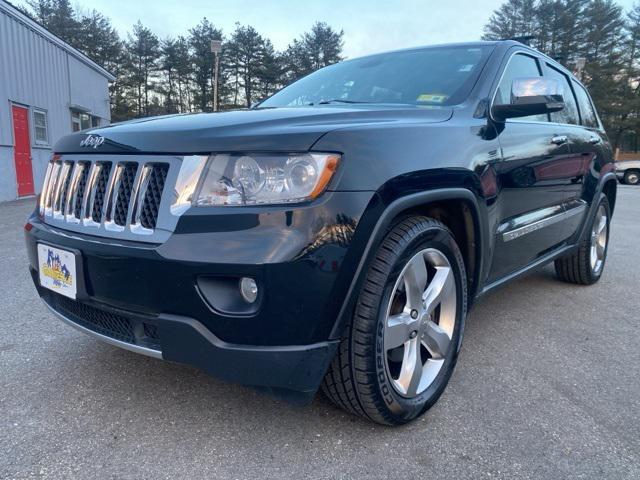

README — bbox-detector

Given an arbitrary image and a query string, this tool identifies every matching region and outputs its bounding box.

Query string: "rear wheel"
[554,196,610,285]
[623,170,639,185]
[322,216,467,425]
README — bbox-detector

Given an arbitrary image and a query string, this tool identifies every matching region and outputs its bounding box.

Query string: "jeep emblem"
[80,134,105,149]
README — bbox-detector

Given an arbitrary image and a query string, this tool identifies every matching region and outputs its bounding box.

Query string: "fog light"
[239,277,258,303]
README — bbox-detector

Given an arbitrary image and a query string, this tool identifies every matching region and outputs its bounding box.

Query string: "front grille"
[58,163,73,215]
[40,159,170,235]
[113,163,138,226]
[73,163,90,218]
[44,291,161,350]
[91,163,112,223]
[140,164,168,229]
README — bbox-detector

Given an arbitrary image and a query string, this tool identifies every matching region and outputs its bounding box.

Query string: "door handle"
[588,136,602,145]
[551,135,568,145]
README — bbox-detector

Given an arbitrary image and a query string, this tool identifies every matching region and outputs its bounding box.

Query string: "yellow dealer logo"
[41,248,73,288]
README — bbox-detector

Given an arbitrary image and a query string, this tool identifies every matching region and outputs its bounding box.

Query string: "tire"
[322,216,467,425]
[623,170,640,185]
[554,196,610,285]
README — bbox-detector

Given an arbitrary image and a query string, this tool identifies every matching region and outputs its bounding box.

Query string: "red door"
[12,105,35,196]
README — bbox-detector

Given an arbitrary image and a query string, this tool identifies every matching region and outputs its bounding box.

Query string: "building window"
[32,109,49,145]
[71,111,101,131]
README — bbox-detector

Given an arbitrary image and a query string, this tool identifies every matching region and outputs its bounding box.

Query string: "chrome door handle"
[551,135,568,145]
[589,136,602,144]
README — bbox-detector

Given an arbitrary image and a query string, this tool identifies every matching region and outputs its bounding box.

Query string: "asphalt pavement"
[1,187,638,479]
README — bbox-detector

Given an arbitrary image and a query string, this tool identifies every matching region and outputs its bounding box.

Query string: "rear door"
[488,52,575,281]
[11,104,35,197]
[566,79,613,217]
[541,64,593,236]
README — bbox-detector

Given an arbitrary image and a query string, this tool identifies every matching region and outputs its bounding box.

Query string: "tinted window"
[495,53,548,122]
[545,65,580,125]
[259,46,493,108]
[573,82,599,128]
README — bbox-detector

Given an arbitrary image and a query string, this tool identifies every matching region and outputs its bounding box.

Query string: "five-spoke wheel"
[383,248,456,397]
[322,216,467,425]
[590,204,608,274]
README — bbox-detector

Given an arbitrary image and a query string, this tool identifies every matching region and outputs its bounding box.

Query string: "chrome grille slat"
[81,163,102,223]
[58,162,74,216]
[40,156,174,241]
[44,161,61,215]
[39,161,55,215]
[53,162,72,217]
[63,163,83,222]
[105,163,124,225]
[130,164,153,231]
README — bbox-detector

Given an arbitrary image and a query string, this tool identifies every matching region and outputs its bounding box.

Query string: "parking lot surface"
[1,187,639,479]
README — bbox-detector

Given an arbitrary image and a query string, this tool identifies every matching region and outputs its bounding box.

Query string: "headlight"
[194,153,340,206]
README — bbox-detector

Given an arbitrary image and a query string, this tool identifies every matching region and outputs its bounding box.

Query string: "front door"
[12,105,34,197]
[487,52,574,281]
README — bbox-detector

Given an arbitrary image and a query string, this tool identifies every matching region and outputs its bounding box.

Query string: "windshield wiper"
[317,99,373,105]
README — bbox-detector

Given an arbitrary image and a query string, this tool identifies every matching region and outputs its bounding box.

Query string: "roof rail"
[500,35,536,46]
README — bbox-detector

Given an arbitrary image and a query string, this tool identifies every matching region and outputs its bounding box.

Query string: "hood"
[54,106,453,154]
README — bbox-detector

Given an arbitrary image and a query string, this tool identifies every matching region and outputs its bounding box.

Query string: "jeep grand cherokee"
[24,41,616,425]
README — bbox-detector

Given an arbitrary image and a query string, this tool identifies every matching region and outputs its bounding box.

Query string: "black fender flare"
[575,172,617,243]
[329,187,488,340]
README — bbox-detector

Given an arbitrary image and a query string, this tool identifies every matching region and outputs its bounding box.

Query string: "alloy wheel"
[383,248,457,398]
[590,205,608,274]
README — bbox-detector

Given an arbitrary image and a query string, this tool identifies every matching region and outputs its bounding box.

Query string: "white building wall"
[0,1,113,202]
[68,56,111,121]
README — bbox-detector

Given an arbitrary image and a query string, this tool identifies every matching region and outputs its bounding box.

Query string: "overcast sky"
[17,0,640,58]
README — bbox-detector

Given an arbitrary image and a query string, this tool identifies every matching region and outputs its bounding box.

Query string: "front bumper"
[25,190,375,399]
[35,283,337,401]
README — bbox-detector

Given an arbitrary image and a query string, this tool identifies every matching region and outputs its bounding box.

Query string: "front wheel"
[322,216,467,425]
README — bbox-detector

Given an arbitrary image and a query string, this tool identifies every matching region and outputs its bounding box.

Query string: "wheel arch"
[602,176,617,214]
[330,188,488,340]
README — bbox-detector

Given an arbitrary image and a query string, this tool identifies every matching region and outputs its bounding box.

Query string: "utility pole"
[211,40,222,112]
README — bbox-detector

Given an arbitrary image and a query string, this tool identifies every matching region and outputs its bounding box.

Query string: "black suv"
[25,41,616,425]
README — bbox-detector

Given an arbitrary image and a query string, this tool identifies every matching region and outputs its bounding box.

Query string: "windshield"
[259,45,493,108]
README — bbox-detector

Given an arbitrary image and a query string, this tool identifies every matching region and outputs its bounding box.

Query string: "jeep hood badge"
[80,134,105,149]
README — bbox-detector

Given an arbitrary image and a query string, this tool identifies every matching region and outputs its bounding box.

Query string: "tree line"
[483,0,640,151]
[21,0,344,121]
[20,0,640,151]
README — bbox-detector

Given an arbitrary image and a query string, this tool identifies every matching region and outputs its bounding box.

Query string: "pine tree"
[283,22,344,81]
[224,24,280,107]
[126,21,160,117]
[27,0,81,48]
[483,0,539,41]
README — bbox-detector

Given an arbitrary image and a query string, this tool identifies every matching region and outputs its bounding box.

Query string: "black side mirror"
[492,77,565,122]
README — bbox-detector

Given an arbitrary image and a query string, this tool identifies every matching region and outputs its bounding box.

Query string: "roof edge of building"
[0,0,116,82]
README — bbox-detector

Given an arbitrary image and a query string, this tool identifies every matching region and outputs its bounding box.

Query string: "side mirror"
[492,77,565,122]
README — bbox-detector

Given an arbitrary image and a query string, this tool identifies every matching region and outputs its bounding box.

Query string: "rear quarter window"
[573,82,600,129]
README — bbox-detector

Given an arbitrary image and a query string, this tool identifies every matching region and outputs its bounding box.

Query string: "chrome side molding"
[502,204,587,242]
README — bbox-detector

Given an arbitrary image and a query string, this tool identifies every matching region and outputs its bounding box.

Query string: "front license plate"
[37,244,77,300]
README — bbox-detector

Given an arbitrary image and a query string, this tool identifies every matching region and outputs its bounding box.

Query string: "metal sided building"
[0,0,115,202]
